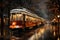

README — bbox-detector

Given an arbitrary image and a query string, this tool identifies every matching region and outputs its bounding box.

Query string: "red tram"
[9,8,43,29]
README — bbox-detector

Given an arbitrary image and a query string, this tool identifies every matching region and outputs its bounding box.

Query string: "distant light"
[57,15,60,18]
[57,37,60,40]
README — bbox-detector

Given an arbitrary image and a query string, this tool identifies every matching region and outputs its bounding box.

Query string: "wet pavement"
[0,23,60,40]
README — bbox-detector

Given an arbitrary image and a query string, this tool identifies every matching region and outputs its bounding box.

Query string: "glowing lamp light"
[15,25,20,28]
[57,15,60,18]
[12,22,16,25]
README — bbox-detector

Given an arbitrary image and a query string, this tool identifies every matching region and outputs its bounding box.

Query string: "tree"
[47,0,60,20]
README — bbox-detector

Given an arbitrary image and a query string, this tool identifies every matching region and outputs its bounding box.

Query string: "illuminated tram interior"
[9,9,44,29]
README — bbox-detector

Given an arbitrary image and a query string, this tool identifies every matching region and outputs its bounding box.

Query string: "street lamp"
[57,15,60,18]
[57,15,60,40]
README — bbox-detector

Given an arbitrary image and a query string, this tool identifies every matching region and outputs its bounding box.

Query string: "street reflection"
[28,23,52,40]
[0,21,60,40]
[57,37,60,40]
[53,31,56,36]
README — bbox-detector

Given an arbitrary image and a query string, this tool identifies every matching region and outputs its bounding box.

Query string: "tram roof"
[10,8,26,13]
[10,8,45,21]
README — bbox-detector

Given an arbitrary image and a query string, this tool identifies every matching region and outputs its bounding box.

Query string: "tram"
[9,8,44,29]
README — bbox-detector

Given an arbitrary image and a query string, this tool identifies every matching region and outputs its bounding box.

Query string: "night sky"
[1,0,60,20]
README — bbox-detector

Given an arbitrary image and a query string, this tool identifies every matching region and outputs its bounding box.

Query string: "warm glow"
[10,25,23,29]
[10,25,15,29]
[26,21,36,27]
[12,22,16,25]
[57,37,60,40]
[53,31,56,36]
[15,25,20,28]
[13,15,16,20]
[26,16,29,18]
[15,25,23,28]
[57,15,60,18]
[40,28,45,34]
[18,14,22,17]
[31,18,35,20]
[10,8,43,29]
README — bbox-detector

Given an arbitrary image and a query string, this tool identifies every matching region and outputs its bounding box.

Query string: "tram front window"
[10,13,23,29]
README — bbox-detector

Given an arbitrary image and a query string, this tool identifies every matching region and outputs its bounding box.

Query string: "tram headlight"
[15,25,20,28]
[12,22,16,25]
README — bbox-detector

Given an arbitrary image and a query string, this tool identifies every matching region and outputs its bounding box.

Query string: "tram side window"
[10,14,22,21]
[16,14,23,21]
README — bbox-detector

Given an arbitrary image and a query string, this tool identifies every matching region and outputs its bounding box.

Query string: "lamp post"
[57,15,60,40]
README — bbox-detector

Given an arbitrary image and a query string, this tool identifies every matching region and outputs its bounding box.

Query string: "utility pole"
[1,5,4,40]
